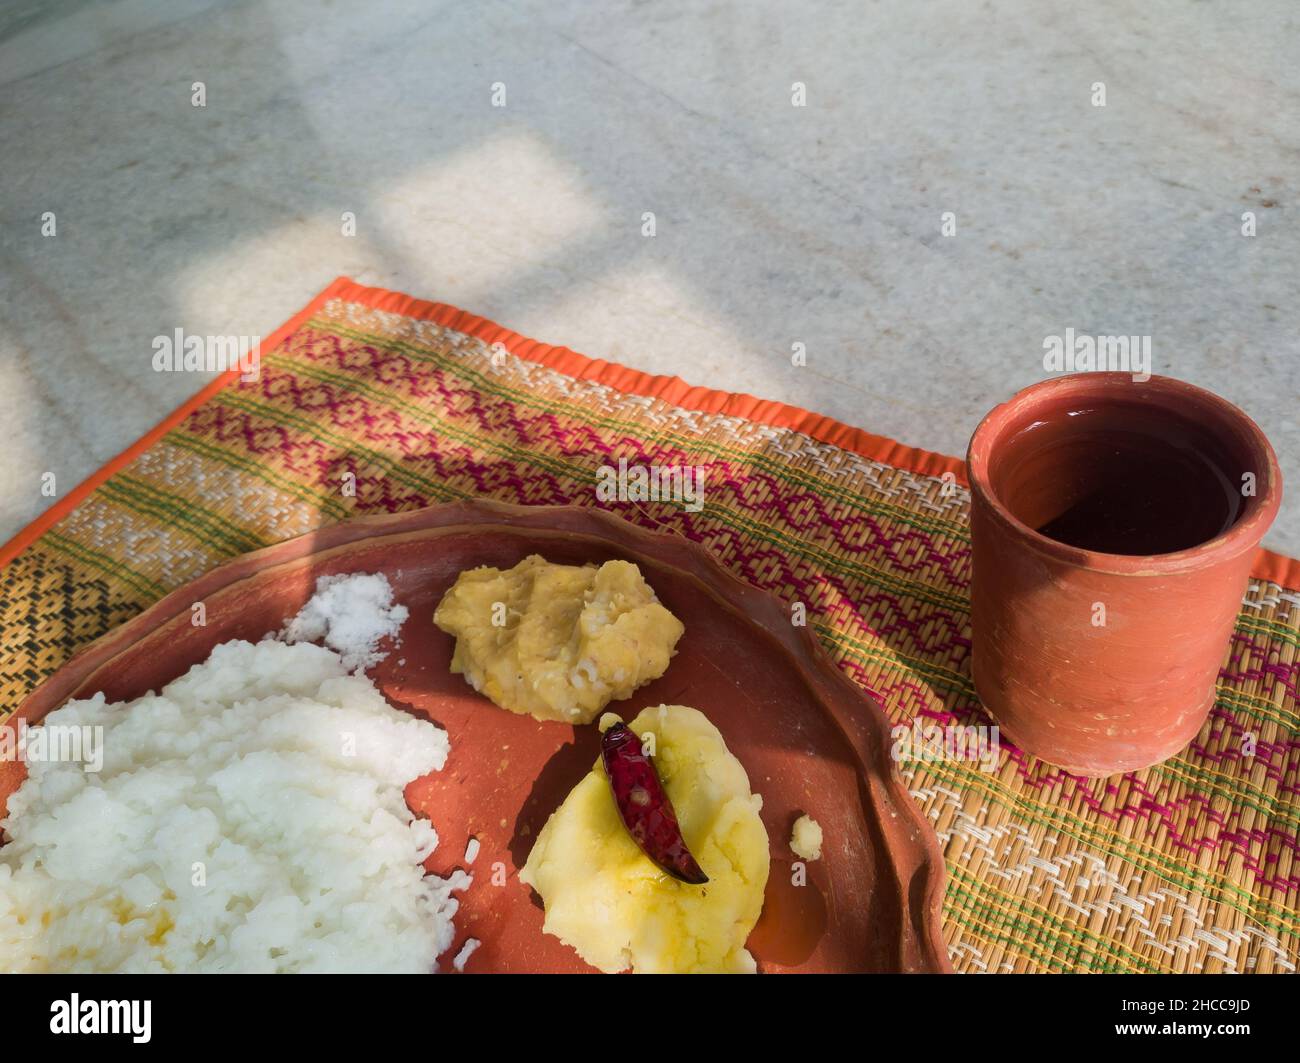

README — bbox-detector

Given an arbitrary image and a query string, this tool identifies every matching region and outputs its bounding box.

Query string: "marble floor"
[2,0,1297,553]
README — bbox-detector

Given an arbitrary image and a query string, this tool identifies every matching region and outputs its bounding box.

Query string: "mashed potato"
[790,814,823,861]
[0,584,463,973]
[433,555,684,724]
[520,704,769,973]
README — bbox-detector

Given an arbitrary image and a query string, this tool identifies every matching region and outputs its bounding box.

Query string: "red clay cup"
[967,373,1282,777]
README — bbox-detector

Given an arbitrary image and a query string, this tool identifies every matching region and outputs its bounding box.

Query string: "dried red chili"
[601,721,708,885]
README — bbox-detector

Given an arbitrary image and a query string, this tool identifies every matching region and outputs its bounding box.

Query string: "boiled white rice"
[0,574,460,973]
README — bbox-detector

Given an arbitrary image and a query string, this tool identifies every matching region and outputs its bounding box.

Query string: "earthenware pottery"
[967,373,1282,777]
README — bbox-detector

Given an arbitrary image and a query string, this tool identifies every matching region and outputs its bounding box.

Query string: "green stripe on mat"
[101,474,267,556]
[943,864,1165,972]
[42,530,168,601]
[164,432,352,521]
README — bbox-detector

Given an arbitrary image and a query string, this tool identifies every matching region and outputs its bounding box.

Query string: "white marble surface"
[2,0,1297,554]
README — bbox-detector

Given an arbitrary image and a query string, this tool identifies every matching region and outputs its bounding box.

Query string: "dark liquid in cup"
[990,403,1245,556]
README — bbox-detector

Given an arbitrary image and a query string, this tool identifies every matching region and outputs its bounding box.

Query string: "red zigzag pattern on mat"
[297,330,978,586]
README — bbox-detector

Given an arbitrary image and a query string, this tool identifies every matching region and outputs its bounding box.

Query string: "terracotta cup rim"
[966,373,1283,577]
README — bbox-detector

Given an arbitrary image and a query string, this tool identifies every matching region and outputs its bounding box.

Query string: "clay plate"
[5,501,950,973]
